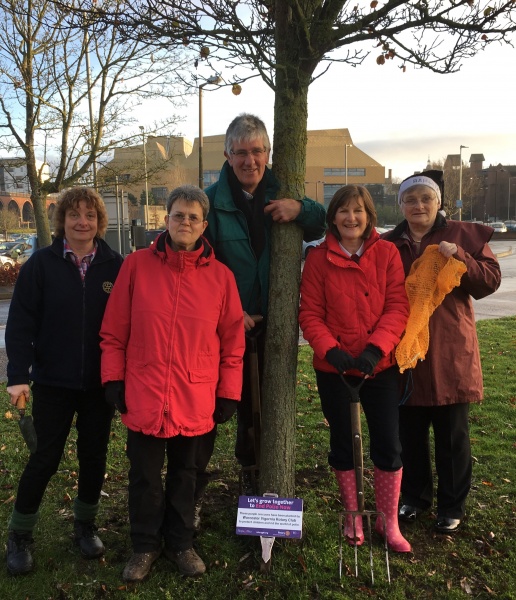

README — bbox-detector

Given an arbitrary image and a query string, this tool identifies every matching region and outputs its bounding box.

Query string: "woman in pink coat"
[299,185,410,552]
[100,185,244,582]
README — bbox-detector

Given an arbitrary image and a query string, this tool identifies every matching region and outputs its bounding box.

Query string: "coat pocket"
[188,368,219,383]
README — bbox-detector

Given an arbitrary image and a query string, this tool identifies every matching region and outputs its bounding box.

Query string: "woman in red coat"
[100,185,245,582]
[299,185,410,552]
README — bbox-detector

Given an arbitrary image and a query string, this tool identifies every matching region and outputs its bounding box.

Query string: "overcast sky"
[166,40,515,182]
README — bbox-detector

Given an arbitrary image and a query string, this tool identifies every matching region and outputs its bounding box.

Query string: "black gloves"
[325,347,355,374]
[213,397,238,424]
[355,344,382,375]
[105,381,127,414]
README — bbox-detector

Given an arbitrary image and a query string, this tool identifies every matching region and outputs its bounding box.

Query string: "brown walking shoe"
[164,547,206,577]
[122,550,161,582]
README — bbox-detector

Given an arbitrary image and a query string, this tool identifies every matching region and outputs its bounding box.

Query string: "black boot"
[73,520,105,559]
[6,530,34,575]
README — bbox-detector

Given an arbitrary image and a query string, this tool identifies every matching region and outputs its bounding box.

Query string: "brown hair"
[53,187,109,238]
[326,185,377,241]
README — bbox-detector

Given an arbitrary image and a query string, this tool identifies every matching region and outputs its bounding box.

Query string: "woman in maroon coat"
[383,170,501,533]
[300,185,411,552]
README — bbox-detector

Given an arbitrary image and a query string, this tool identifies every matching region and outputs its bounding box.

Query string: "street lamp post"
[494,168,505,222]
[344,144,352,185]
[458,144,468,222]
[508,177,516,221]
[139,126,149,229]
[198,75,222,189]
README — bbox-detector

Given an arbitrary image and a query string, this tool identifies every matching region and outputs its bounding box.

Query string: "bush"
[0,263,20,286]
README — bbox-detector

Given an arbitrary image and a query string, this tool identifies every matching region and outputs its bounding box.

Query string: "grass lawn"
[0,316,515,599]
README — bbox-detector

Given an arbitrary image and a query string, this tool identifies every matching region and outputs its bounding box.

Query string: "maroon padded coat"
[100,233,245,438]
[382,215,501,406]
[299,229,409,377]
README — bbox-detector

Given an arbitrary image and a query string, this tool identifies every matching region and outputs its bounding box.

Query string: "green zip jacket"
[204,162,326,316]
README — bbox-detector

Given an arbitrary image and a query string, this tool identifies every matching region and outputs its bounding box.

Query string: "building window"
[203,170,220,187]
[323,168,366,177]
[323,184,342,207]
[151,187,168,202]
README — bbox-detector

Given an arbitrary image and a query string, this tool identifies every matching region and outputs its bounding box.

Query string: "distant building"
[99,128,391,218]
[442,152,516,222]
[0,157,50,194]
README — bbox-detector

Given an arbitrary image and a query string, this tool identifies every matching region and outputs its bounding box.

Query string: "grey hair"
[166,185,210,219]
[224,113,271,155]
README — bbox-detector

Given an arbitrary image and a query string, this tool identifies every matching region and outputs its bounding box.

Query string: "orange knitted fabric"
[396,244,467,373]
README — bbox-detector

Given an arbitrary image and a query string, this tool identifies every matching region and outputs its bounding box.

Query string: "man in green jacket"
[204,113,326,494]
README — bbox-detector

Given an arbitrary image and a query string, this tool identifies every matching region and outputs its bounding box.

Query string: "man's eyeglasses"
[230,148,267,159]
[168,212,204,224]
[402,196,436,207]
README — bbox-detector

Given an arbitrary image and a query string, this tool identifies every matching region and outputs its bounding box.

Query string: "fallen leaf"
[460,577,473,594]
[298,554,307,572]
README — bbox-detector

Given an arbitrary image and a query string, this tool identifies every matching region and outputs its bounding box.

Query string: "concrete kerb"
[496,246,513,259]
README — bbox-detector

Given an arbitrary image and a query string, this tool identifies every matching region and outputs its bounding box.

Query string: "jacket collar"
[208,161,280,211]
[51,235,114,263]
[152,230,213,265]
[323,227,379,260]
[386,212,448,242]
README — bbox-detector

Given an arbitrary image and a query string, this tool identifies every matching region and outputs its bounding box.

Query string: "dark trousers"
[235,330,265,467]
[14,383,114,515]
[126,427,217,553]
[316,368,403,472]
[399,403,471,519]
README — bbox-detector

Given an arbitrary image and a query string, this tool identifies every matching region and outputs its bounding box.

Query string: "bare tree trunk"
[260,3,312,497]
[31,191,52,247]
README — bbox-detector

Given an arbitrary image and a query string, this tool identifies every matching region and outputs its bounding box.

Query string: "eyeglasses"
[168,212,204,224]
[402,196,436,207]
[230,148,268,159]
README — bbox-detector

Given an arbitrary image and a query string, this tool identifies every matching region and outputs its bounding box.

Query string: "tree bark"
[260,2,313,498]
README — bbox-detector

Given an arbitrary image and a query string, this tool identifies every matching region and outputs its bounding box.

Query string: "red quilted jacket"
[299,229,409,376]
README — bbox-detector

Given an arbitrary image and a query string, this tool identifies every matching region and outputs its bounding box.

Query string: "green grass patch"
[0,317,515,598]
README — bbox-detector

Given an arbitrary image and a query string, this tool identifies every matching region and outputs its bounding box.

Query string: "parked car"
[0,241,20,255]
[0,255,15,267]
[145,229,165,247]
[504,220,516,231]
[6,234,39,265]
[491,222,507,233]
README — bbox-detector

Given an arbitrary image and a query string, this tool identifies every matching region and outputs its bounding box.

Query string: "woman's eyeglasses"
[168,212,204,224]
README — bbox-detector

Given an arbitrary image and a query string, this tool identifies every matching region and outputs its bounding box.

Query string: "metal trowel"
[16,393,37,454]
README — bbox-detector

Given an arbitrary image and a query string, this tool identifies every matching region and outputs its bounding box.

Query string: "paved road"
[0,242,513,382]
